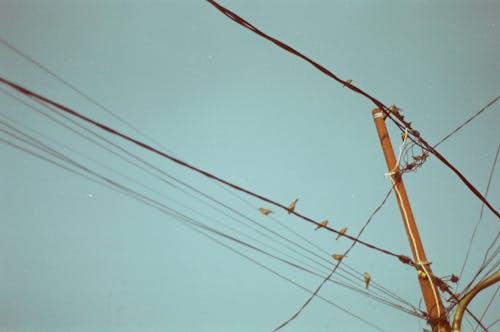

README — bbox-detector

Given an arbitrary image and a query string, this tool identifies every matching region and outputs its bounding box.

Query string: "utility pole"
[372,109,451,332]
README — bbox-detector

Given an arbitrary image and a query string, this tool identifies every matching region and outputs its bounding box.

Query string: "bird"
[336,227,347,240]
[258,208,273,215]
[363,272,371,289]
[287,199,298,214]
[412,153,429,161]
[343,79,352,87]
[331,254,344,261]
[315,220,328,230]
[388,104,403,115]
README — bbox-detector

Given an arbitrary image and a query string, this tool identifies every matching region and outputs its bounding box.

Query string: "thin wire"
[473,284,499,332]
[0,37,169,152]
[485,318,500,330]
[1,88,345,275]
[1,97,423,318]
[0,76,409,262]
[0,131,391,331]
[460,234,500,297]
[0,115,424,318]
[204,0,500,219]
[433,96,500,148]
[458,144,500,284]
[221,183,419,311]
[272,183,394,331]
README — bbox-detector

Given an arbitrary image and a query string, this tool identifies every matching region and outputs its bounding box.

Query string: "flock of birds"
[258,199,372,289]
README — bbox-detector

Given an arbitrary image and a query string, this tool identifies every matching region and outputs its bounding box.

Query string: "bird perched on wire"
[336,227,347,240]
[315,220,328,230]
[258,208,273,216]
[331,254,345,261]
[287,199,298,214]
[388,104,403,116]
[364,272,371,289]
[343,79,352,87]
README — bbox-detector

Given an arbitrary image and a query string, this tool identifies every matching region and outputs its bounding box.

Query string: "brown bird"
[363,272,371,289]
[331,254,345,261]
[258,208,273,216]
[343,79,352,87]
[336,227,347,240]
[287,199,298,214]
[412,153,429,161]
[315,220,328,230]
[388,104,403,115]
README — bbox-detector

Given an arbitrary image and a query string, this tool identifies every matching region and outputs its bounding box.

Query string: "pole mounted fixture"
[372,109,450,332]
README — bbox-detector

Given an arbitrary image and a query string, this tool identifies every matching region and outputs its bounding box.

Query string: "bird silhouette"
[315,220,328,230]
[287,199,298,214]
[331,254,345,261]
[336,227,347,240]
[364,272,371,289]
[258,208,273,216]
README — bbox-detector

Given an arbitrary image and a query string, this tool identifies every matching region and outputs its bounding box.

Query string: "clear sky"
[1,1,499,331]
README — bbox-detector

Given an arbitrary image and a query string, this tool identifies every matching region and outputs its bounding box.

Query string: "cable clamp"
[416,260,432,267]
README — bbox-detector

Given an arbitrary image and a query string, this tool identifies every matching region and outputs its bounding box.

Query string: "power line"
[433,96,500,148]
[273,183,394,331]
[0,126,397,331]
[0,37,169,152]
[0,76,410,264]
[457,144,500,285]
[1,98,422,318]
[473,284,499,332]
[204,0,500,219]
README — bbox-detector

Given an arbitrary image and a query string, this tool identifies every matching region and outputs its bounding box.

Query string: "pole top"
[372,108,385,119]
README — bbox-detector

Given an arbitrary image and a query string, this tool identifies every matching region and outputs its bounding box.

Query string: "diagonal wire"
[0,115,423,320]
[0,76,410,263]
[433,97,500,148]
[272,185,393,331]
[0,128,390,331]
[204,0,500,219]
[473,283,499,332]
[458,144,500,284]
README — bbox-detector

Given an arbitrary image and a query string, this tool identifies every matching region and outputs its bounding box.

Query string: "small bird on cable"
[287,199,298,214]
[315,220,328,230]
[364,272,371,289]
[336,227,347,240]
[343,79,352,87]
[331,254,345,261]
[412,153,429,161]
[258,208,273,216]
[388,104,403,116]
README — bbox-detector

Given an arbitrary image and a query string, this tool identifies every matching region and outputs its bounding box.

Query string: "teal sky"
[1,1,499,331]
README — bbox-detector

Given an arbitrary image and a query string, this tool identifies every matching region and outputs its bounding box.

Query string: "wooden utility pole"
[372,109,450,332]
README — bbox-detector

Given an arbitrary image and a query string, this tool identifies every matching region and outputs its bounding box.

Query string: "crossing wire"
[204,0,500,219]
[273,181,395,331]
[0,76,411,264]
[0,125,397,331]
[0,111,423,320]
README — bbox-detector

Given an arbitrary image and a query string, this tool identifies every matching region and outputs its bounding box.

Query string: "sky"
[0,1,499,331]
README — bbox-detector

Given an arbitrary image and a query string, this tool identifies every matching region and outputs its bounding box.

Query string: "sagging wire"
[204,0,500,219]
[0,124,390,331]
